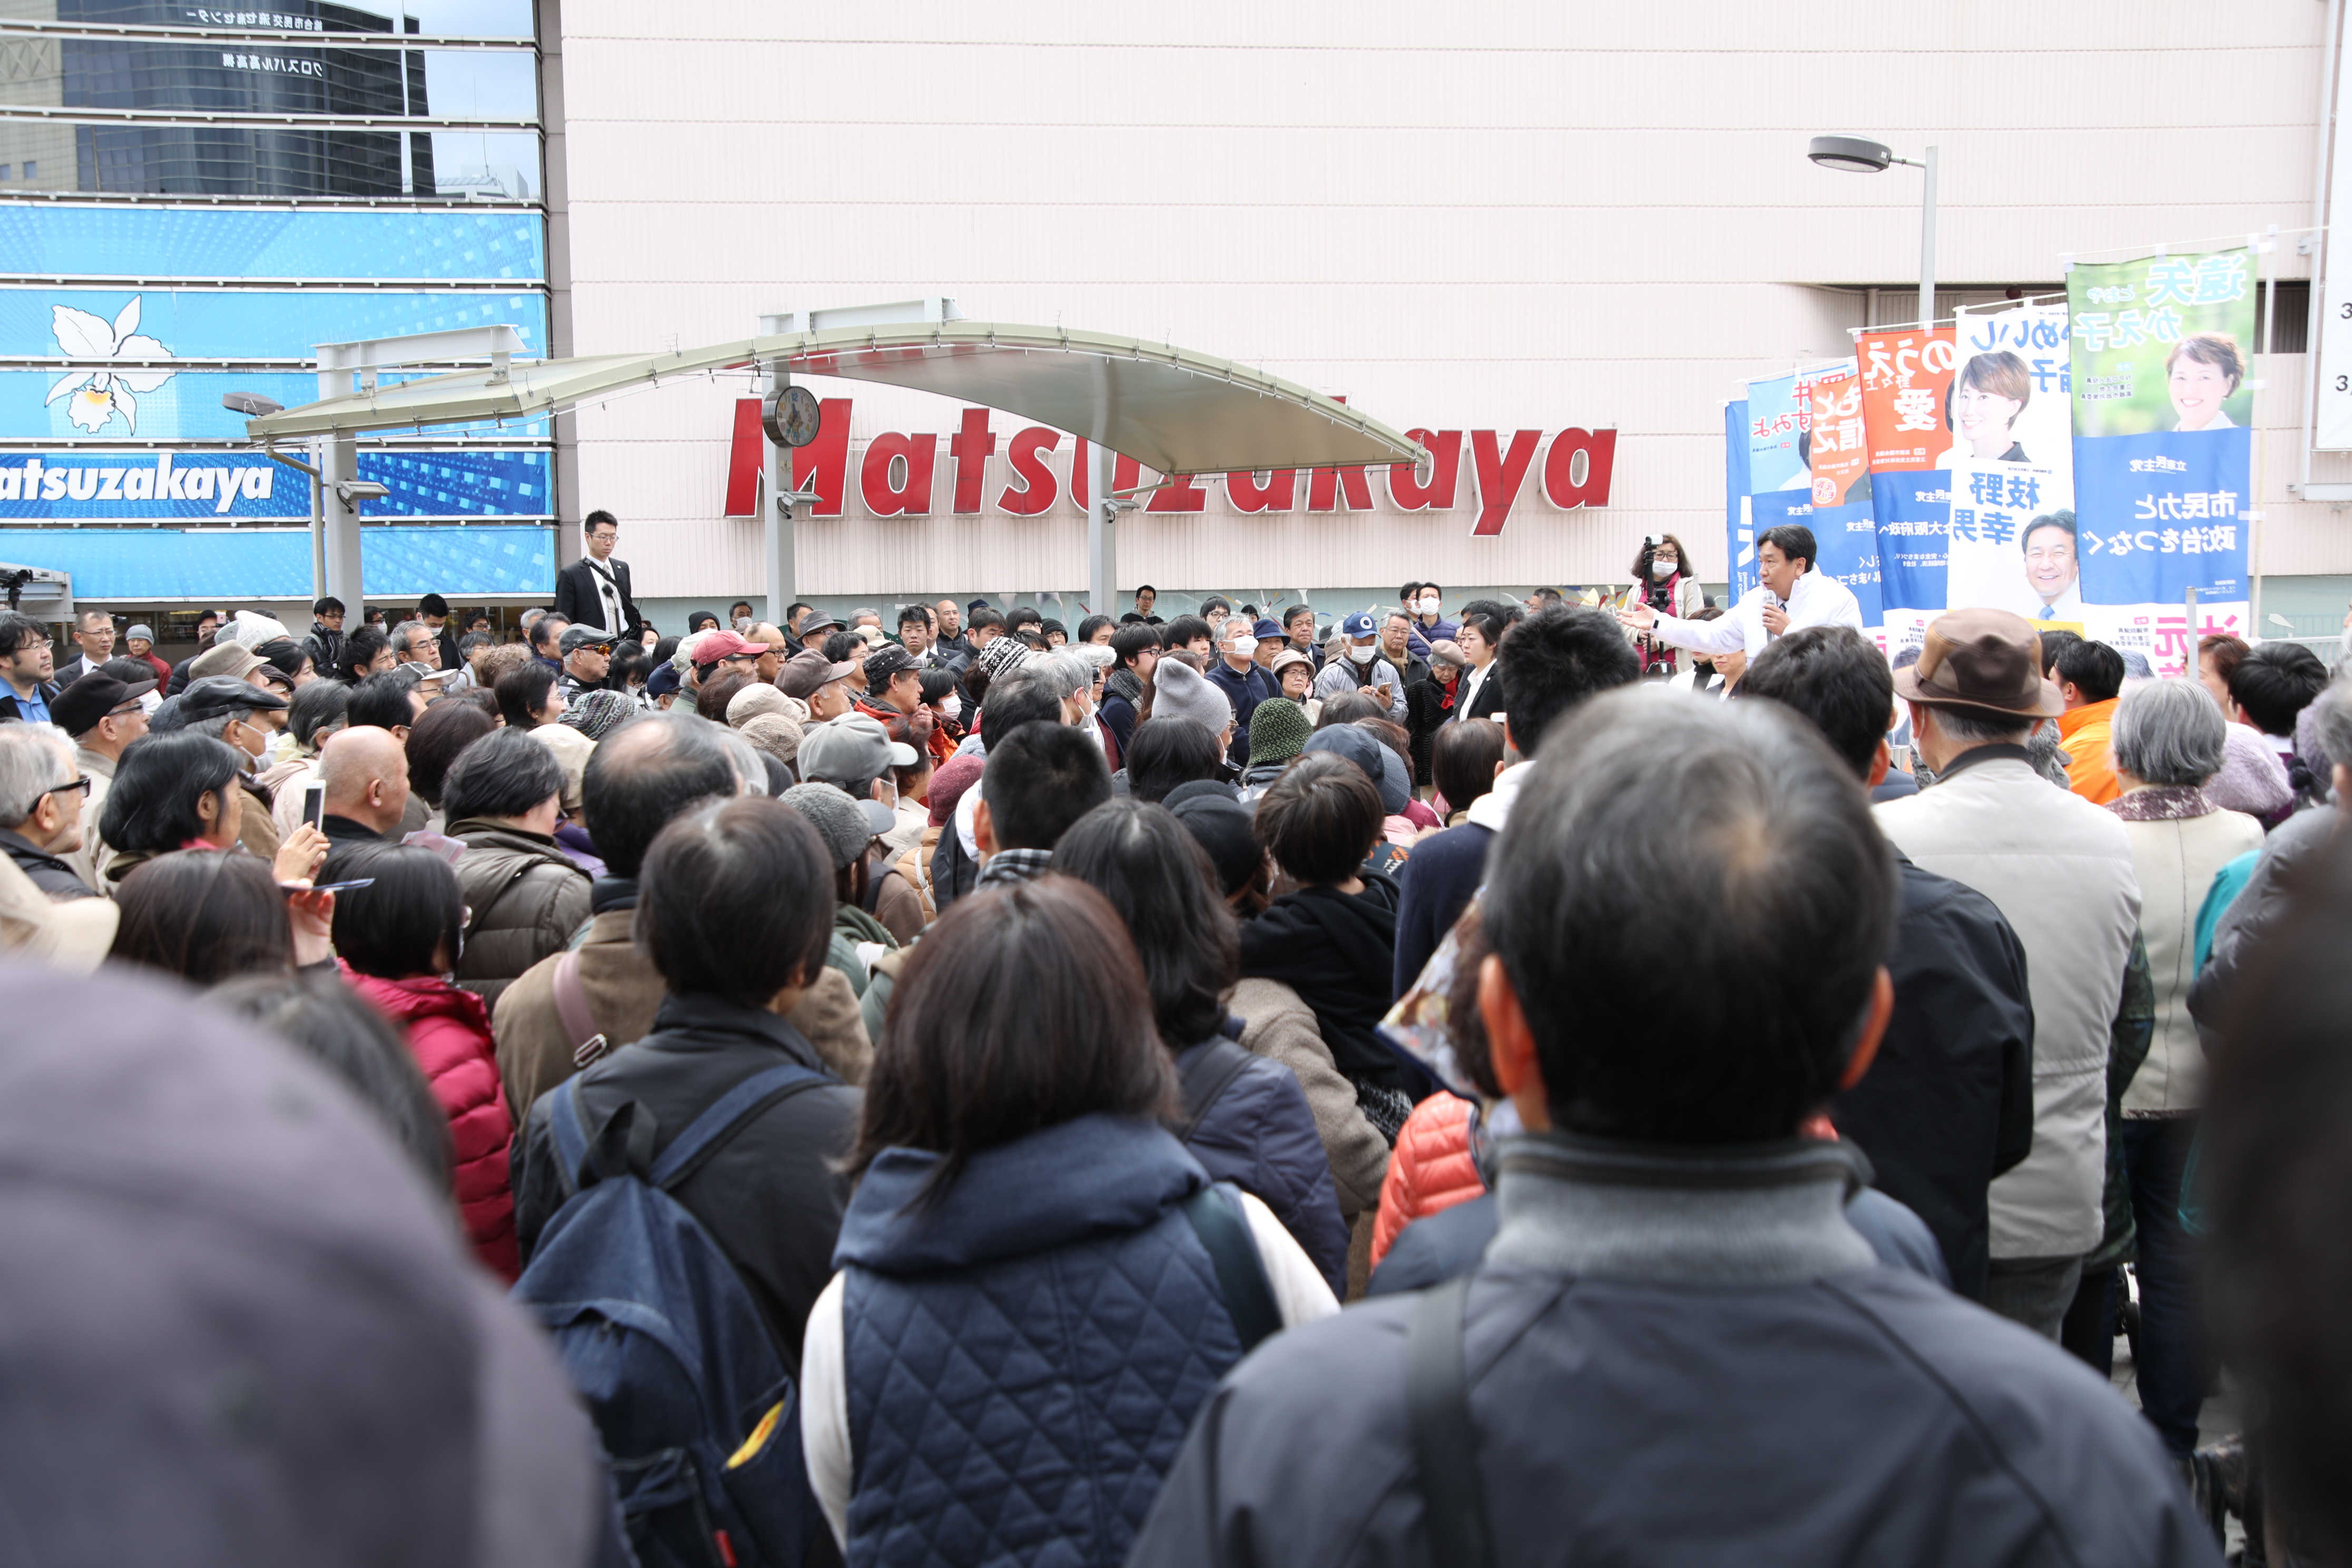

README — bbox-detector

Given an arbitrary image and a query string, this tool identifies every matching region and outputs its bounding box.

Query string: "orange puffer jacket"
[1371,1092,1486,1270]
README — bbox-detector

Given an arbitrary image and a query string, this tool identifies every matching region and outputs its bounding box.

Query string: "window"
[20,160,32,179]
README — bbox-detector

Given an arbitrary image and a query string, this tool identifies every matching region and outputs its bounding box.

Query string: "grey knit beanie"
[778,782,870,870]
[1152,655,1234,734]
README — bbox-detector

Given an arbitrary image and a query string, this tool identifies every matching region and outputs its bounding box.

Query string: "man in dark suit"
[554,509,642,641]
[51,609,117,690]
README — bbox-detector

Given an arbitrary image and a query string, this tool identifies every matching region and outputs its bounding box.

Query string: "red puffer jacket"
[343,965,520,1280]
[1371,1092,1486,1270]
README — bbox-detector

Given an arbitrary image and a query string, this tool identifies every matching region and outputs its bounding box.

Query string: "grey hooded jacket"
[1129,1133,2217,1568]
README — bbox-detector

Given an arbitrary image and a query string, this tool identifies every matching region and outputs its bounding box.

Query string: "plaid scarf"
[975,846,1054,889]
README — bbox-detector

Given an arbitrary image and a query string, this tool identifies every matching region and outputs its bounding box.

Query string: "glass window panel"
[425,127,533,198]
[418,47,533,119]
[47,40,533,120]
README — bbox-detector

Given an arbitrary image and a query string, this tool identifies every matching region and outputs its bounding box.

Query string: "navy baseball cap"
[1341,611,1378,639]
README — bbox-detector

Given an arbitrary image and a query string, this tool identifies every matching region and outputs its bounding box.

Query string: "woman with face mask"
[1402,583,1460,660]
[1622,534,1706,678]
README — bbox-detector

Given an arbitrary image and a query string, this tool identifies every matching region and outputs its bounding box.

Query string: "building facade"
[6,2,2352,642]
[0,0,555,643]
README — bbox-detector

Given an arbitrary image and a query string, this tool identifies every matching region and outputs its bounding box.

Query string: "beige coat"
[1876,756,2143,1259]
[2113,797,2261,1115]
[493,908,874,1125]
[1230,976,1389,1223]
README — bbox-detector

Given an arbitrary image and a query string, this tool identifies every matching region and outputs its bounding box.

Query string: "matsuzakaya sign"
[724,399,1616,534]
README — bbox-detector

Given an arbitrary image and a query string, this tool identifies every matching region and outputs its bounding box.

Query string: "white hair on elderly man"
[0,722,74,828]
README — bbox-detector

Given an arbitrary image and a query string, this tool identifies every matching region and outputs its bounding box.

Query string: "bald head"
[318,725,411,834]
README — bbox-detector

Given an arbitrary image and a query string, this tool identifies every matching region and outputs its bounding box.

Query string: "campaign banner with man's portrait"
[1858,327,1956,626]
[2065,247,2254,674]
[1939,303,2078,646]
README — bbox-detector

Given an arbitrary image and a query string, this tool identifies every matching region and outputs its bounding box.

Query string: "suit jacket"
[554,555,640,638]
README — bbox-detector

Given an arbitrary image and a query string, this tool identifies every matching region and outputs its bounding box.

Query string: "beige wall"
[554,1,2343,597]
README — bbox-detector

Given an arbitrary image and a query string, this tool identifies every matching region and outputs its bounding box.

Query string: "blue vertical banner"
[1723,400,1757,602]
[1742,362,1878,634]
[2066,247,2255,673]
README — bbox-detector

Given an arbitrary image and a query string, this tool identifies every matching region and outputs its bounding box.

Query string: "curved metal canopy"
[242,320,1426,475]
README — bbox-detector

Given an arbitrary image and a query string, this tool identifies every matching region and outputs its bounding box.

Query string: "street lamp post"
[1808,135,1939,330]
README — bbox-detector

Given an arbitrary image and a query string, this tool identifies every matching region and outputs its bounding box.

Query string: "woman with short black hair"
[1239,752,1408,1140]
[403,697,496,818]
[1432,716,1506,825]
[493,663,564,729]
[801,876,1335,1563]
[1122,716,1222,803]
[100,731,326,889]
[1052,799,1348,1291]
[329,842,517,1280]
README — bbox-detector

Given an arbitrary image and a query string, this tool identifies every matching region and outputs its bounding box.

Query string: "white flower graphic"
[45,297,173,434]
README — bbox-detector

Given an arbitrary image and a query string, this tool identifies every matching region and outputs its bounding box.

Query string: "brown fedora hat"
[1893,607,2064,721]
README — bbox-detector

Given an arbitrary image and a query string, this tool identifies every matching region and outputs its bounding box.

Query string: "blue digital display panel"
[0,369,551,441]
[0,524,554,599]
[0,448,548,519]
[0,287,547,361]
[0,204,546,281]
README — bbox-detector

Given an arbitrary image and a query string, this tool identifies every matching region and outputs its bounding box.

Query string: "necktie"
[2040,605,2055,620]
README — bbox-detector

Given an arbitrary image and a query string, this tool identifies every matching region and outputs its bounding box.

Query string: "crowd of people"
[1,508,2349,1566]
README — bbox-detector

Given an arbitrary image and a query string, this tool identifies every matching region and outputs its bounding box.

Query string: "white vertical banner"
[2315,12,2352,448]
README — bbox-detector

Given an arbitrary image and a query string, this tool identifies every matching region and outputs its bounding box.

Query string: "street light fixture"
[1808,134,1939,331]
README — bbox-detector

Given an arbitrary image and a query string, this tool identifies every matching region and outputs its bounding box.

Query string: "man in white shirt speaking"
[1615,523,1863,662]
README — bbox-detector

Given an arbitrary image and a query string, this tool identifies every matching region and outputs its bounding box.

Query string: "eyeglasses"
[44,775,91,799]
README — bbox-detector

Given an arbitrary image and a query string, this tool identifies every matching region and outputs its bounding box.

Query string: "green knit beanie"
[1249,695,1313,765]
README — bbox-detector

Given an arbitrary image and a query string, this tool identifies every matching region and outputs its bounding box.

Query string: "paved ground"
[2107,1314,2243,1556]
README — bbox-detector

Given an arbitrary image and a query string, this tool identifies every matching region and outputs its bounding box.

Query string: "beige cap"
[527,722,594,815]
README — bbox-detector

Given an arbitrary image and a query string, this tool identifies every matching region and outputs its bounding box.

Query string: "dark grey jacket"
[2188,803,2335,1052]
[1130,1135,2217,1568]
[0,828,95,899]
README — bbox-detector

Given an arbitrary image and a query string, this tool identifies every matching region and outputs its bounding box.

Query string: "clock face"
[766,385,822,448]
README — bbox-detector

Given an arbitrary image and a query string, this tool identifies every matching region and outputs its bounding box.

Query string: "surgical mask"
[941,691,962,720]
[1348,642,1375,664]
[1651,558,1677,580]
[1230,636,1258,659]
[1417,597,1440,615]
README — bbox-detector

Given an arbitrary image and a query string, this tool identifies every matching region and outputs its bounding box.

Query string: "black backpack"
[513,1066,830,1568]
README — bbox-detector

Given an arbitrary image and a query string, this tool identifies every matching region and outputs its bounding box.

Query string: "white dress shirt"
[1649,570,1865,660]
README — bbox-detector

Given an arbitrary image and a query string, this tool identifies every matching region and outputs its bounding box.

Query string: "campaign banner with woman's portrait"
[2064,247,2253,674]
[1939,303,2077,641]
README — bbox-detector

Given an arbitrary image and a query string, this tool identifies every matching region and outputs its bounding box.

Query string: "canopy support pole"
[320,430,361,612]
[1086,441,1115,616]
[758,316,796,620]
